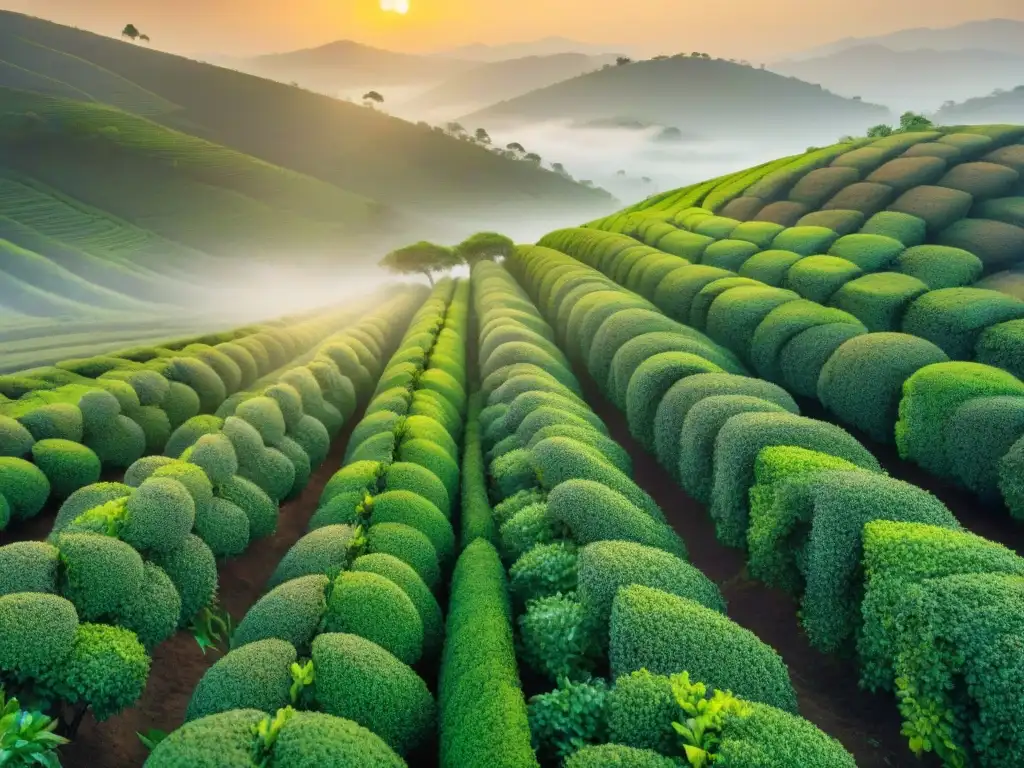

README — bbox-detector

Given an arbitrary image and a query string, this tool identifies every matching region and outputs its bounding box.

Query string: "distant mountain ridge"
[770,44,1024,112]
[432,36,629,62]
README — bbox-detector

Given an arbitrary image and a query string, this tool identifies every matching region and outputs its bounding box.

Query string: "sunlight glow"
[380,0,410,14]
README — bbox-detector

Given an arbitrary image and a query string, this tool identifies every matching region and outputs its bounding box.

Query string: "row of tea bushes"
[0,295,391,529]
[508,243,1024,766]
[535,228,1024,518]
[0,288,426,736]
[147,279,469,765]
[458,260,856,767]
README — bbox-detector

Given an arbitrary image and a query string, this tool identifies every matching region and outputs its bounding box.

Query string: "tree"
[455,232,514,265]
[379,242,460,286]
[866,123,894,138]
[139,34,150,42]
[524,152,542,165]
[122,24,140,40]
[362,91,384,108]
[506,142,525,154]
[474,127,491,144]
[616,56,632,66]
[899,111,934,132]
[551,162,568,175]
[445,122,466,137]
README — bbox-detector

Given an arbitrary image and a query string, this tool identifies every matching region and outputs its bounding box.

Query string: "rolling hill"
[0,11,613,221]
[787,18,1024,60]
[433,36,627,62]
[400,53,616,117]
[462,56,891,142]
[935,87,1024,125]
[234,40,476,91]
[770,45,1024,113]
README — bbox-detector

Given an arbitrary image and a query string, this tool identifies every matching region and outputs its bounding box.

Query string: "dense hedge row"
[0,291,425,734]
[508,242,1024,766]
[468,260,854,766]
[148,279,466,766]
[535,228,1024,518]
[0,293,404,529]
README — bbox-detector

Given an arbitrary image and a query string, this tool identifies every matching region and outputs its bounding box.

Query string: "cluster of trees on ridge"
[379,232,514,285]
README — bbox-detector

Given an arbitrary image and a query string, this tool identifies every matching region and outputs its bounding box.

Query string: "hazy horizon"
[3,0,1024,60]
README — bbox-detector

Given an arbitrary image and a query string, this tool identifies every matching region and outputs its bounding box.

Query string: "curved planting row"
[508,244,1024,767]
[536,229,1024,519]
[146,279,470,766]
[458,260,857,767]
[0,296,392,531]
[0,290,424,741]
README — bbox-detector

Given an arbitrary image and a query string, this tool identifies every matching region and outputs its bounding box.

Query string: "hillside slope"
[789,19,1024,59]
[435,36,627,61]
[401,53,614,116]
[462,57,891,142]
[771,45,1024,112]
[0,11,612,219]
[935,88,1024,125]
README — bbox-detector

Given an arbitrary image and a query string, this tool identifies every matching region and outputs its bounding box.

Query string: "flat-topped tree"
[455,232,514,265]
[380,241,461,286]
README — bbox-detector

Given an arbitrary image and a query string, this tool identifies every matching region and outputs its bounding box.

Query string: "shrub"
[784,256,862,304]
[308,491,362,531]
[183,433,238,485]
[85,414,146,469]
[367,522,440,590]
[866,155,947,191]
[818,333,949,442]
[778,321,867,398]
[500,391,604,440]
[0,592,78,677]
[164,414,224,458]
[121,476,196,554]
[587,309,701,391]
[706,287,805,362]
[737,251,804,286]
[39,622,149,720]
[186,638,294,721]
[509,541,578,606]
[531,436,663,521]
[127,404,172,454]
[491,448,538,501]
[770,226,840,256]
[146,709,265,766]
[402,414,458,460]
[610,585,797,712]
[152,461,214,516]
[370,490,454,567]
[937,217,1024,271]
[398,438,460,501]
[236,396,287,444]
[312,632,435,755]
[730,220,786,248]
[17,403,84,443]
[161,381,201,429]
[717,701,858,768]
[896,361,1024,476]
[652,265,734,322]
[903,288,1024,360]
[50,481,132,536]
[859,521,1024,693]
[0,414,34,457]
[799,472,959,652]
[230,574,329,652]
[976,319,1024,380]
[56,531,145,620]
[157,357,227,413]
[626,352,725,451]
[268,524,357,588]
[709,411,879,547]
[797,209,865,236]
[887,185,973,234]
[750,300,865,382]
[351,553,443,658]
[822,181,894,216]
[606,669,677,754]
[114,561,182,649]
[788,166,861,207]
[264,383,306,433]
[938,160,1019,199]
[384,461,450,518]
[0,540,59,596]
[320,460,381,506]
[489,373,581,409]
[500,503,561,562]
[829,271,930,332]
[889,572,1024,767]
[529,678,610,762]
[124,455,176,487]
[527,424,632,475]
[150,534,217,626]
[271,435,312,499]
[944,396,1024,500]
[860,211,927,246]
[30,439,100,498]
[217,474,278,540]
[547,480,686,559]
[519,593,599,681]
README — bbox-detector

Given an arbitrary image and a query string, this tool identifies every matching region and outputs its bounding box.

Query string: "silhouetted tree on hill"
[616,57,632,66]
[362,91,384,108]
[139,34,150,42]
[380,242,460,286]
[121,24,141,41]
[474,127,491,144]
[524,152,542,165]
[506,142,525,154]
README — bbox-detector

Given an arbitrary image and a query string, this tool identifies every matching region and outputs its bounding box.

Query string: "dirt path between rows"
[576,370,929,768]
[61,410,364,768]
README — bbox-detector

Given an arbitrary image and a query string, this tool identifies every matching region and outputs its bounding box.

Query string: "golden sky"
[7,0,1024,59]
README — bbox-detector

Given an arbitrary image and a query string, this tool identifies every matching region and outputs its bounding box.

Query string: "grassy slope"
[0,11,612,216]
[936,88,1024,124]
[462,57,892,139]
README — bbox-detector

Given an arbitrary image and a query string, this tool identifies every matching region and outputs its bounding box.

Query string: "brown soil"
[59,414,362,768]
[576,371,932,768]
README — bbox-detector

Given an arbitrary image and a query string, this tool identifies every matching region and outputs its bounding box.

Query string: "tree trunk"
[421,270,434,286]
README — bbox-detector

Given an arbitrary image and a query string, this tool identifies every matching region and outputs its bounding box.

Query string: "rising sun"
[380,0,409,14]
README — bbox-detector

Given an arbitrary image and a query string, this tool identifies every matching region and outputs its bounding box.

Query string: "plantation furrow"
[146,279,470,766]
[0,288,428,762]
[507,242,1024,768]
[457,261,864,768]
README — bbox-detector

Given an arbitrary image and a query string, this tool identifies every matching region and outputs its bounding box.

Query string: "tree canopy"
[379,241,461,285]
[455,232,515,265]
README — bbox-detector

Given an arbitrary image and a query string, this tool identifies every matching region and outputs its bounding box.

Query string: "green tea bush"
[606,669,677,754]
[0,540,59,596]
[489,374,582,409]
[271,435,312,499]
[17,402,84,443]
[829,272,929,332]
[146,708,265,766]
[653,373,798,478]
[125,405,171,453]
[121,476,196,554]
[312,632,435,755]
[236,396,287,444]
[268,524,356,588]
[716,701,858,768]
[784,256,863,304]
[397,438,460,501]
[513,408,607,452]
[547,480,686,559]
[519,593,599,681]
[626,352,725,451]
[370,490,455,566]
[111,560,181,650]
[323,570,424,665]
[529,678,610,762]
[437,540,538,768]
[526,424,631,475]
[490,448,538,500]
[710,411,879,547]
[0,592,78,677]
[859,521,1024,692]
[182,433,238,486]
[56,531,145,620]
[186,637,295,721]
[701,239,761,271]
[688,278,764,329]
[0,414,35,457]
[652,265,734,322]
[893,244,984,289]
[976,319,1024,380]
[30,439,100,498]
[351,553,443,658]
[509,541,578,606]
[800,472,959,652]
[818,333,949,442]
[150,533,217,627]
[231,574,329,652]
[384,461,450,518]
[264,383,306,433]
[157,357,227,413]
[164,414,223,458]
[320,460,381,506]
[161,381,201,429]
[826,233,905,271]
[500,503,561,563]
[217,474,277,540]
[1000,434,1024,519]
[778,322,867,398]
[860,211,927,246]
[587,308,703,390]
[771,226,840,256]
[896,361,1024,476]
[705,287,804,361]
[736,252,804,287]
[610,585,797,712]
[402,415,457,460]
[367,522,440,590]
[902,288,1024,359]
